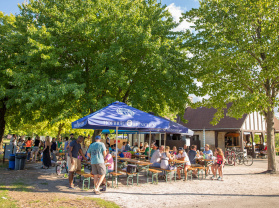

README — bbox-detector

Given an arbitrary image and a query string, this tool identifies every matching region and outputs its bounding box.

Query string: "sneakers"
[217,177,223,181]
[100,185,106,192]
[211,176,216,180]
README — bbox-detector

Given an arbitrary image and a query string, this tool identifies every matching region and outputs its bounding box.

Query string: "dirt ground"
[0,157,279,208]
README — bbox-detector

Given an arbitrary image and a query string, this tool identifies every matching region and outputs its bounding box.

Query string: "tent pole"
[149,131,151,157]
[159,133,161,146]
[115,127,118,184]
[164,132,166,147]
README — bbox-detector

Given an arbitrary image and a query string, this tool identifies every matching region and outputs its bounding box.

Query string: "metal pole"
[159,133,161,146]
[115,127,118,183]
[149,131,151,157]
[164,133,166,147]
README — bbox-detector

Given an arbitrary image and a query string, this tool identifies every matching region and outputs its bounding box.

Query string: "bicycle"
[235,151,253,166]
[55,160,68,175]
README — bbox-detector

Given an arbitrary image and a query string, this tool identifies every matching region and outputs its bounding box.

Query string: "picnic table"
[195,157,214,176]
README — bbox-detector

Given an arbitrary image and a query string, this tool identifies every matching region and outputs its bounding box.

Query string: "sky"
[0,0,200,15]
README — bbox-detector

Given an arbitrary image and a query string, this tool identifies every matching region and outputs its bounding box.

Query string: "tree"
[0,12,43,144]
[15,0,193,134]
[183,0,279,172]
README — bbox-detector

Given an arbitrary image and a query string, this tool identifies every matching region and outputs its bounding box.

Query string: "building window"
[193,135,199,141]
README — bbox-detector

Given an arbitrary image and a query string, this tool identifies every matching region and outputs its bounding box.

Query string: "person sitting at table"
[150,146,164,168]
[121,142,126,152]
[105,149,114,173]
[139,142,144,150]
[160,146,175,170]
[132,142,139,152]
[172,146,178,155]
[176,147,191,180]
[151,145,158,157]
[125,141,132,151]
[188,145,201,178]
[203,144,213,174]
[184,144,190,154]
[144,142,150,158]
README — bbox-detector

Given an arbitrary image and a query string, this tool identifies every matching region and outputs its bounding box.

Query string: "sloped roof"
[274,117,279,132]
[179,105,247,131]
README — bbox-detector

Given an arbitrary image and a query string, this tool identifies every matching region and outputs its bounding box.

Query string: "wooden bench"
[109,172,122,188]
[74,171,92,190]
[151,167,177,182]
[117,168,139,186]
[148,169,162,184]
[195,167,206,179]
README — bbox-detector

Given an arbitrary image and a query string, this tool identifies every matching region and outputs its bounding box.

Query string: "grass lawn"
[0,190,17,208]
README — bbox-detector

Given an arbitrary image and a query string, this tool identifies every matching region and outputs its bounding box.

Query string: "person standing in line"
[57,137,63,150]
[42,136,51,169]
[105,134,110,147]
[26,137,33,162]
[51,137,57,154]
[31,136,40,162]
[87,135,106,195]
[68,136,87,189]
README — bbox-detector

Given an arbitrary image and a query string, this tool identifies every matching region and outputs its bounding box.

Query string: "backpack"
[127,164,137,173]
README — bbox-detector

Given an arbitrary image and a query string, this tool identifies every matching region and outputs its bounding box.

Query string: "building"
[178,104,279,157]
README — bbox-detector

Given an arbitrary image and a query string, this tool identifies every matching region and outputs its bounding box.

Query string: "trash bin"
[15,153,27,170]
[9,154,15,170]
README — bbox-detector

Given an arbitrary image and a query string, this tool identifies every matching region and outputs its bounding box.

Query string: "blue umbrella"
[72,101,169,130]
[72,101,170,180]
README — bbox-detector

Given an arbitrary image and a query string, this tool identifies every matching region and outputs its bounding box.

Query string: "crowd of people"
[7,133,225,194]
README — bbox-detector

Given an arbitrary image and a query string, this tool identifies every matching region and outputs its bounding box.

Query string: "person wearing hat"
[150,144,158,157]
[203,144,213,175]
[68,135,87,189]
[176,147,191,180]
[87,135,107,195]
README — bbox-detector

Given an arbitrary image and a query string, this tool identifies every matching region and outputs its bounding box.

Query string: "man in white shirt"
[150,146,165,168]
[176,147,191,180]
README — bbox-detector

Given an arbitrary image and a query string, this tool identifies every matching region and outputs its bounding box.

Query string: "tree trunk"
[0,101,6,145]
[265,109,277,173]
[57,123,65,138]
[92,130,103,143]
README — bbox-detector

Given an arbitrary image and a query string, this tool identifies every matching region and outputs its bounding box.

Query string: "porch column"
[261,132,265,144]
[215,131,218,148]
[250,132,255,158]
[240,130,244,151]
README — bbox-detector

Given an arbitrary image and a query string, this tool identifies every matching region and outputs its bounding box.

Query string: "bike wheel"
[236,156,243,165]
[244,155,253,166]
[226,156,234,166]
[56,165,62,175]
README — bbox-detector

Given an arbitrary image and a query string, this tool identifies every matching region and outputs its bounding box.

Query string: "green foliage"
[183,0,279,122]
[15,0,192,123]
[183,0,279,171]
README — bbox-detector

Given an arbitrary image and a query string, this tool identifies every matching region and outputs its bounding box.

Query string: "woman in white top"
[176,147,191,180]
[160,146,175,169]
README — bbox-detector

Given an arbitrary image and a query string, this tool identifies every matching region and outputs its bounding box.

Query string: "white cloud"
[166,3,194,32]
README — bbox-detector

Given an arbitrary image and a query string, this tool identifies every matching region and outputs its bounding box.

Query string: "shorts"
[191,164,202,167]
[26,147,32,152]
[217,161,223,167]
[32,146,39,152]
[67,157,78,172]
[91,163,106,175]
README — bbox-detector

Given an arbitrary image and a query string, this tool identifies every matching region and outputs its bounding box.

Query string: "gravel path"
[96,158,279,208]
[1,157,279,208]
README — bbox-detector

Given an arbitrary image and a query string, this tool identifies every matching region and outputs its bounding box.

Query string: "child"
[216,147,225,181]
[211,148,218,180]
